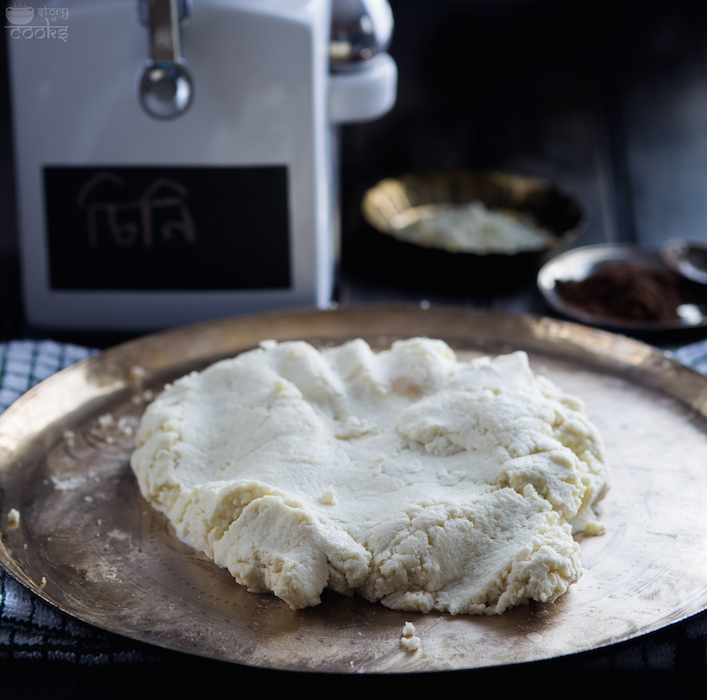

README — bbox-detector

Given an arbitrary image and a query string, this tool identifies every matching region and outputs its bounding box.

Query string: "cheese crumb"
[51,475,86,491]
[117,416,135,436]
[400,622,421,651]
[400,635,421,652]
[97,413,114,429]
[128,365,146,391]
[6,508,20,529]
[319,486,338,506]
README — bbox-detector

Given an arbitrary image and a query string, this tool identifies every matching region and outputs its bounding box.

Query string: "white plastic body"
[8,0,396,332]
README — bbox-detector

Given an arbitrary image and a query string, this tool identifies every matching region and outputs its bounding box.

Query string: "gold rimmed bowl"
[359,170,586,292]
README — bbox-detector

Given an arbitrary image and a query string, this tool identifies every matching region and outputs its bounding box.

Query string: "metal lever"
[138,0,193,119]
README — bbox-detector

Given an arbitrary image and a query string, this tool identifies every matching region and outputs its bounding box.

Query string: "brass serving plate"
[2,305,707,673]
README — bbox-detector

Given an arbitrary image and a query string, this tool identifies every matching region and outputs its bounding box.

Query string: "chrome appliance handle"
[138,0,193,119]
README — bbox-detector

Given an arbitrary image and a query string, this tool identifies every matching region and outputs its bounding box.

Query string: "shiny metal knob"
[138,0,193,119]
[330,0,393,72]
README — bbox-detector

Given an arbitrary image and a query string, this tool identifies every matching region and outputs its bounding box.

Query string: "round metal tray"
[1,306,707,673]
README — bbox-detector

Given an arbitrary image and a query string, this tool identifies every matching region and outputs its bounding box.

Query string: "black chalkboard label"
[43,165,291,291]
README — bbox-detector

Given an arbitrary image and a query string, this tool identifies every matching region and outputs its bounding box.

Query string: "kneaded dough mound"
[130,338,609,615]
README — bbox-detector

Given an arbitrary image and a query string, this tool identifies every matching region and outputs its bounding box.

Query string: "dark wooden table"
[1,1,707,696]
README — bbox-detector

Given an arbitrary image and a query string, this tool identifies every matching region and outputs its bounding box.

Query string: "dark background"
[338,0,707,316]
[2,1,707,696]
[3,0,707,343]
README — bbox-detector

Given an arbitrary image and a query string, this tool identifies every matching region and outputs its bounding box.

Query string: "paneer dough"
[130,338,609,615]
[394,201,553,254]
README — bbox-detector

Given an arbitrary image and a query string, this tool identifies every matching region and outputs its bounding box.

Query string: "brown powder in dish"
[555,261,690,323]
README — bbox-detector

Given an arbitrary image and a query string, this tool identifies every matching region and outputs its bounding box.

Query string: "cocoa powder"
[555,261,691,323]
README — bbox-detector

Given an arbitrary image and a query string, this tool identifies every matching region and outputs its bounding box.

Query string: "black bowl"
[359,170,586,294]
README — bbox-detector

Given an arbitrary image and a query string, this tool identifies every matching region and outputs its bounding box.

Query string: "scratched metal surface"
[1,306,706,673]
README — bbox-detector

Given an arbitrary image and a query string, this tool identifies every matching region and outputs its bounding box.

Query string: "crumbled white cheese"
[128,365,146,391]
[130,338,609,615]
[393,201,553,254]
[400,635,421,651]
[117,416,135,436]
[97,413,114,429]
[400,622,421,650]
[51,475,86,491]
[6,508,20,529]
[319,486,338,506]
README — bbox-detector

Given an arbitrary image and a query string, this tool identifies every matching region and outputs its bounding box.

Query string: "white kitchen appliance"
[7,0,397,332]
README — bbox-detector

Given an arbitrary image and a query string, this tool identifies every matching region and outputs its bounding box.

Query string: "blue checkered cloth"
[672,339,707,374]
[0,340,163,665]
[1,338,707,670]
